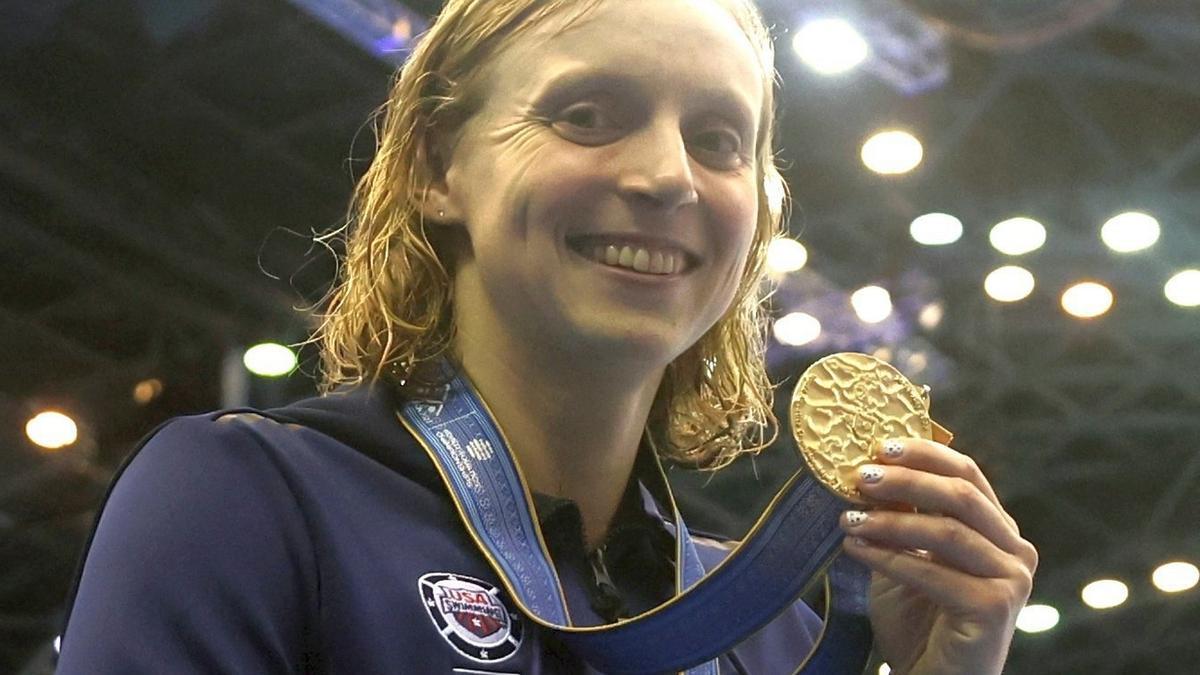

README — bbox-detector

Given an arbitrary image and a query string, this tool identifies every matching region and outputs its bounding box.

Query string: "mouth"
[565,234,697,276]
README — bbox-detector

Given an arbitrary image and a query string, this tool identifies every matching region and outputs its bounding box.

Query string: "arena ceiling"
[1,0,1197,673]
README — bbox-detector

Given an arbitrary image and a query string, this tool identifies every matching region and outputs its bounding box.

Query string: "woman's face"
[435,0,764,369]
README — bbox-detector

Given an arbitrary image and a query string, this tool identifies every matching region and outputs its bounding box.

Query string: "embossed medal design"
[790,352,950,504]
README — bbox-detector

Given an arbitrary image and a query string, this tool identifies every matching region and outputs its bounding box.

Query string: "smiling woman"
[56,0,1034,673]
[319,0,782,473]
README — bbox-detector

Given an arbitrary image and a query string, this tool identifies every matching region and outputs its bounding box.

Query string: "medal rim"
[789,352,932,504]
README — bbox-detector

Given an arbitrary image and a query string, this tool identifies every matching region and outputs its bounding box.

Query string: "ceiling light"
[26,411,78,450]
[792,18,869,75]
[861,130,923,175]
[1164,269,1200,307]
[851,285,892,323]
[918,302,944,329]
[1081,578,1128,609]
[1100,211,1159,253]
[1152,561,1199,593]
[773,312,822,346]
[133,378,164,405]
[990,217,1046,255]
[1062,282,1113,318]
[984,265,1035,302]
[766,237,808,274]
[243,342,298,378]
[910,212,963,245]
[1015,604,1060,633]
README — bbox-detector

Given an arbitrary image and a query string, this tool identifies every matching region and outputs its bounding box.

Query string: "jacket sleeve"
[55,415,319,674]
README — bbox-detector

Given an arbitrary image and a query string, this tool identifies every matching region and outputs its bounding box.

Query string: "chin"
[564,318,696,369]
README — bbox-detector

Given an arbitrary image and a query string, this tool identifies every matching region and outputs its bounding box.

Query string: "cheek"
[711,179,761,273]
[521,148,612,224]
[450,125,565,240]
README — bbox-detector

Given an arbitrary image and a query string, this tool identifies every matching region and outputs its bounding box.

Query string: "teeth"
[633,249,650,272]
[584,241,682,275]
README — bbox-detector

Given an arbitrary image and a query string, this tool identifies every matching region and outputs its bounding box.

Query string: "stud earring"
[437,209,445,218]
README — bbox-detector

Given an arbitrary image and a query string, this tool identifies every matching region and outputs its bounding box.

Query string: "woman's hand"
[839,438,1038,675]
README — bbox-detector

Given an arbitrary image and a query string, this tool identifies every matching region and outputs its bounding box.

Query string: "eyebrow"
[529,65,759,131]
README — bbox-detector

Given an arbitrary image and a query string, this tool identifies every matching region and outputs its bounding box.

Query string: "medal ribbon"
[398,362,871,674]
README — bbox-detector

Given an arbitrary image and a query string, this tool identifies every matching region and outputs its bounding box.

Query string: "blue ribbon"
[398,363,871,674]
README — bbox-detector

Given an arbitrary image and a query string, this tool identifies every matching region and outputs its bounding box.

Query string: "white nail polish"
[860,465,884,483]
[845,510,868,527]
[883,439,904,458]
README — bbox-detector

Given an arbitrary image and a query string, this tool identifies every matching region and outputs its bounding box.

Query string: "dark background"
[2,0,1197,673]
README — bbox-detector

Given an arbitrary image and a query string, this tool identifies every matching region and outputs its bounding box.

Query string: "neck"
[453,326,664,551]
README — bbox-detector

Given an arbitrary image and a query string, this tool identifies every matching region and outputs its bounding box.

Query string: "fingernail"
[882,439,904,458]
[850,536,870,547]
[859,465,885,483]
[844,510,868,527]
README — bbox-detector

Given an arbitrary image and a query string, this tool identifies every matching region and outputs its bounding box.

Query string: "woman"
[57,0,1037,672]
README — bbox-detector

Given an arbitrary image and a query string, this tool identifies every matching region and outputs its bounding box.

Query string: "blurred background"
[1,0,1197,672]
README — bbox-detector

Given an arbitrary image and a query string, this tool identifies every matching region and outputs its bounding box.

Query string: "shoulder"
[96,412,317,555]
[119,411,314,499]
[57,412,321,671]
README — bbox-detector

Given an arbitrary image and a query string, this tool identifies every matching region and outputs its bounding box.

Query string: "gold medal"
[789,352,952,504]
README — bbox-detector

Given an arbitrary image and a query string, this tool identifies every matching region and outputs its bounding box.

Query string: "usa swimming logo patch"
[419,572,523,662]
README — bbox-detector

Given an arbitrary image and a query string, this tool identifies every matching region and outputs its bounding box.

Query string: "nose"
[616,122,699,212]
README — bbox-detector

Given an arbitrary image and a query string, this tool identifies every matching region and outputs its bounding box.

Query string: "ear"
[415,129,464,225]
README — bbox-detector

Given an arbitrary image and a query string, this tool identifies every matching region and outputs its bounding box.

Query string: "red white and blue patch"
[419,572,524,663]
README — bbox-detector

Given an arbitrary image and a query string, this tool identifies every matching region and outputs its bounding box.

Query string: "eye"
[690,127,747,169]
[561,103,608,129]
[551,102,623,145]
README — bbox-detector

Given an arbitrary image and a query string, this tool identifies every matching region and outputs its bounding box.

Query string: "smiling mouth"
[565,235,694,276]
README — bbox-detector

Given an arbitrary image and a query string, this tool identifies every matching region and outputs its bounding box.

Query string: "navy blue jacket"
[57,384,822,673]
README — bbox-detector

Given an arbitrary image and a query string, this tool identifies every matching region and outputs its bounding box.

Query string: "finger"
[876,438,1016,532]
[842,536,1031,617]
[841,509,1011,578]
[856,463,1026,558]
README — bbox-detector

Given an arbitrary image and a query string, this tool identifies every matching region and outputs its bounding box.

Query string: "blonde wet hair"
[309,0,788,468]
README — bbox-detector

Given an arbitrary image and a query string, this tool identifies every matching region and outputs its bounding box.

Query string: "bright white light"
[243,343,298,378]
[861,130,923,175]
[773,312,822,346]
[765,174,787,220]
[767,237,808,274]
[792,18,869,75]
[1164,269,1200,307]
[984,266,1035,303]
[918,302,944,330]
[1101,211,1160,253]
[26,411,78,450]
[1062,282,1114,319]
[1152,561,1199,593]
[1016,604,1060,633]
[990,217,1046,255]
[851,285,892,323]
[1081,578,1128,609]
[910,213,963,246]
[878,664,892,675]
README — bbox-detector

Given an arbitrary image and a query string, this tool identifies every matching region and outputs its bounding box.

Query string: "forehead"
[483,0,764,116]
